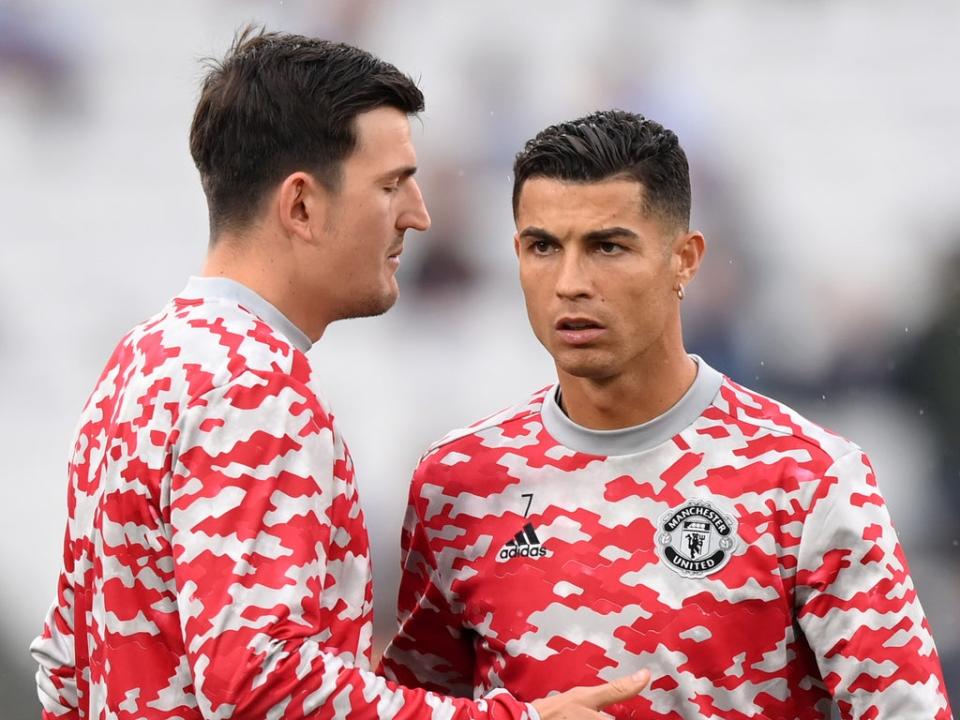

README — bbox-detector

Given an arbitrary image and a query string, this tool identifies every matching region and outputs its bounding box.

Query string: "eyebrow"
[518,226,639,242]
[583,227,639,242]
[377,165,418,182]
[518,226,558,242]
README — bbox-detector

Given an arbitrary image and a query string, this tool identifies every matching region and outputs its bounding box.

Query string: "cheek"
[607,271,667,325]
[519,275,550,326]
[340,194,389,235]
[636,283,674,330]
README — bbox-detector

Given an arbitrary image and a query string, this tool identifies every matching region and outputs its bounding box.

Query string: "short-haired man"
[29,34,648,720]
[380,110,953,718]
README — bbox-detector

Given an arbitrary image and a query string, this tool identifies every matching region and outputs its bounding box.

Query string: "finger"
[580,669,651,709]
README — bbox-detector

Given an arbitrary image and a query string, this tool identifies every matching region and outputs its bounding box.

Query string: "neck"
[556,344,697,430]
[201,232,331,342]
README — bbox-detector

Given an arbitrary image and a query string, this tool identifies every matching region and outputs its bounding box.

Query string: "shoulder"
[96,296,322,434]
[708,374,863,469]
[425,385,552,456]
[146,295,312,395]
[411,386,553,487]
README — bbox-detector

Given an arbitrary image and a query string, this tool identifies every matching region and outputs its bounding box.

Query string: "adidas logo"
[498,523,549,560]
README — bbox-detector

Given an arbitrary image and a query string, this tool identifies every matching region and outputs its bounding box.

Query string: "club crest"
[656,499,739,578]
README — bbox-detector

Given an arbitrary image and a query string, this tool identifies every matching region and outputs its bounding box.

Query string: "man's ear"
[277,171,328,244]
[675,230,706,288]
[514,232,521,258]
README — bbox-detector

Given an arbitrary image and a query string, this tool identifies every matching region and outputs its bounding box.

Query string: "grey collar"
[540,356,723,456]
[178,276,312,353]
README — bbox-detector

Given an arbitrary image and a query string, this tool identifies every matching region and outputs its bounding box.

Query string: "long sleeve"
[794,449,953,719]
[30,524,80,720]
[379,472,477,696]
[170,369,530,720]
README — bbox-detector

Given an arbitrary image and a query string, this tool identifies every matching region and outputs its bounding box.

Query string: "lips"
[555,316,606,345]
[387,244,403,268]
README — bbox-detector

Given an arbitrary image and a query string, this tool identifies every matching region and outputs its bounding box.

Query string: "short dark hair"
[190,26,424,235]
[512,110,691,230]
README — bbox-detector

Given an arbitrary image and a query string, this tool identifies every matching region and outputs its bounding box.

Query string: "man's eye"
[532,240,554,254]
[383,184,399,193]
[598,241,622,254]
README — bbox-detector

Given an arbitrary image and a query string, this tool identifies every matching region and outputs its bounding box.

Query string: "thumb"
[580,670,651,709]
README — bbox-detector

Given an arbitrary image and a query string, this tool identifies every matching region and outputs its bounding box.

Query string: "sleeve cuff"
[481,687,541,720]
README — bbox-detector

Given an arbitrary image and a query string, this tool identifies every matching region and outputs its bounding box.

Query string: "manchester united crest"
[656,499,740,578]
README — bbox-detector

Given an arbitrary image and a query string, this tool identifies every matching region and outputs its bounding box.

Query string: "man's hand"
[531,670,651,719]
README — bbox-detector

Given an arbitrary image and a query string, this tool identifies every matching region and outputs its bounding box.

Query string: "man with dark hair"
[381,110,953,718]
[29,33,649,720]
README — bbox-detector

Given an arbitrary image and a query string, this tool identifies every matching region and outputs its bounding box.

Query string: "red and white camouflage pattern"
[31,278,535,720]
[381,362,953,719]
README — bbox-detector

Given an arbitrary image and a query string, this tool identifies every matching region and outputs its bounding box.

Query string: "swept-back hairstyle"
[512,110,691,230]
[190,26,424,236]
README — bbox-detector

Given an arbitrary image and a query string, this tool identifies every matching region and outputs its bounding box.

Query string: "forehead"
[516,177,652,235]
[348,106,417,172]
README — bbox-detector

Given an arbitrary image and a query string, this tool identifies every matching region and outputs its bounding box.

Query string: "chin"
[341,287,398,320]
[554,349,618,380]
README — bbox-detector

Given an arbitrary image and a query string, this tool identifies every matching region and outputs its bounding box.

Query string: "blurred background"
[1,0,958,715]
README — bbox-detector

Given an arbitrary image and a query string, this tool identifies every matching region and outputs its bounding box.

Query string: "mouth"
[387,244,403,266]
[556,317,604,331]
[555,316,606,345]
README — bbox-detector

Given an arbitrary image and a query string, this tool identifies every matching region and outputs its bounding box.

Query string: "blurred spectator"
[897,242,960,518]
[0,1,82,115]
[404,165,481,303]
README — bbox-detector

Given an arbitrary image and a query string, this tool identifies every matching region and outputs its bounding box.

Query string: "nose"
[398,178,431,232]
[555,247,593,300]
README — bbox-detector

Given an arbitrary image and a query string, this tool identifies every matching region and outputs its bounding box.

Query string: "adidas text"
[497,522,549,560]
[499,545,548,560]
